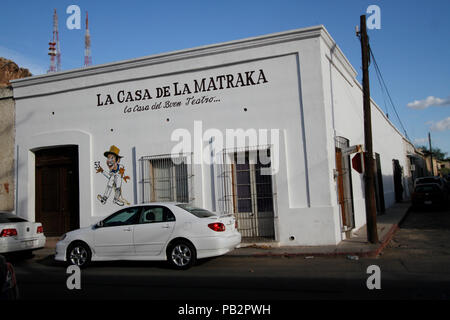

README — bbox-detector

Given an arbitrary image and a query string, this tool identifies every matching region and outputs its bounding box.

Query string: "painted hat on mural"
[104,145,123,159]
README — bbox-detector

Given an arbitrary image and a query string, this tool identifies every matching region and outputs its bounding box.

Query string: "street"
[6,204,450,301]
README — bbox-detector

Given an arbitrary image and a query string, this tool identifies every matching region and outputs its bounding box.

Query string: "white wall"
[13,26,410,246]
[319,36,409,236]
[13,27,343,246]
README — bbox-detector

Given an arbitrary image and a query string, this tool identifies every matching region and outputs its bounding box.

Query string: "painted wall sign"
[94,145,130,206]
[95,69,268,113]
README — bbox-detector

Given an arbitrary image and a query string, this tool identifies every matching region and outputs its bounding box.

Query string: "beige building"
[0,58,32,212]
[0,86,15,211]
[437,159,450,176]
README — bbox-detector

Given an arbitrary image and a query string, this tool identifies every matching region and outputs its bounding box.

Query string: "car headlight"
[59,233,67,241]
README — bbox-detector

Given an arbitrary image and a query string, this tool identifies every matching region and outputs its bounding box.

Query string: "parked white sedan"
[0,211,46,255]
[55,203,241,269]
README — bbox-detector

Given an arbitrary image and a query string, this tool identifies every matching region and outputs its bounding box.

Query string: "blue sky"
[1,0,449,156]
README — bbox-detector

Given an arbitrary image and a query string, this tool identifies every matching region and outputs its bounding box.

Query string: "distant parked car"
[55,203,241,269]
[414,176,449,193]
[411,183,447,209]
[443,175,450,189]
[0,212,46,255]
[415,176,444,188]
[0,254,19,300]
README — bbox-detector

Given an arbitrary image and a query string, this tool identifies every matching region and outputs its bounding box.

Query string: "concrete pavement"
[10,203,450,301]
[228,201,411,258]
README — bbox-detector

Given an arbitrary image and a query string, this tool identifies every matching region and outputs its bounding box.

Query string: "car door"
[133,206,176,256]
[93,206,141,257]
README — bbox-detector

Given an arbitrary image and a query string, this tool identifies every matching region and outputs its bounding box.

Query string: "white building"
[11,25,411,245]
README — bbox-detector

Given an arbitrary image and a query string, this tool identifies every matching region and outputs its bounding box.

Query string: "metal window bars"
[139,153,194,204]
[216,145,276,241]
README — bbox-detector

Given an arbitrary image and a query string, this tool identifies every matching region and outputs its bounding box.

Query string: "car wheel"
[167,240,196,270]
[67,242,91,268]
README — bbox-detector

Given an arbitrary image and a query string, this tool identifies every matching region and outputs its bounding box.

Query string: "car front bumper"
[54,240,69,261]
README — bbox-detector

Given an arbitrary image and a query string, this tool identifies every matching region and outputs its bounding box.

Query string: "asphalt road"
[5,204,450,301]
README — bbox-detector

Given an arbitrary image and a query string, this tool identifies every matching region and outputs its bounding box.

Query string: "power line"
[372,56,390,118]
[369,46,410,140]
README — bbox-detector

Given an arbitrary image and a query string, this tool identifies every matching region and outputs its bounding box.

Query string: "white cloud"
[407,96,450,110]
[413,138,428,145]
[429,117,450,132]
[0,46,46,76]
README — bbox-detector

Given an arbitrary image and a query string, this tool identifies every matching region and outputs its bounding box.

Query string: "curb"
[369,205,412,258]
[227,204,412,259]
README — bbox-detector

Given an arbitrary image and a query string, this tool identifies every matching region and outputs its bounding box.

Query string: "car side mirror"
[96,220,104,228]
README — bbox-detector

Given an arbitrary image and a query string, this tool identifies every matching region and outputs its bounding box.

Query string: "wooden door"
[335,148,347,226]
[35,147,79,236]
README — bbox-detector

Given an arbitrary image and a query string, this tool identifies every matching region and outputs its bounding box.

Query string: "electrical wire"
[369,46,410,141]
[372,57,390,119]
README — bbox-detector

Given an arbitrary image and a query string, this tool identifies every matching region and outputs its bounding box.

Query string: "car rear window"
[415,185,439,193]
[176,204,217,218]
[0,212,28,223]
[417,178,440,185]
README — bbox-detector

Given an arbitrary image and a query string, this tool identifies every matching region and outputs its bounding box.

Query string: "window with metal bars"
[139,154,194,204]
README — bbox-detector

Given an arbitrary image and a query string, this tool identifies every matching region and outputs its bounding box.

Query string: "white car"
[55,203,241,269]
[0,211,46,255]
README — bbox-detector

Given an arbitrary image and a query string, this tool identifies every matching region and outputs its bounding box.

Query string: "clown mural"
[94,145,130,206]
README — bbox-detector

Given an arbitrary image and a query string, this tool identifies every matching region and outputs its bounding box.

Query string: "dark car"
[0,254,19,300]
[411,183,447,209]
[414,176,445,189]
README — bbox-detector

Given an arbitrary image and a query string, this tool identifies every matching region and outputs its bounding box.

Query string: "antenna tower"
[48,9,61,73]
[84,11,92,67]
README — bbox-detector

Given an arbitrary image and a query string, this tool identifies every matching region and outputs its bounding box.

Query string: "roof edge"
[11,25,325,88]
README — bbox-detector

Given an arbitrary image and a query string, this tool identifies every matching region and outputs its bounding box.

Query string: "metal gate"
[217,147,276,241]
[335,137,355,231]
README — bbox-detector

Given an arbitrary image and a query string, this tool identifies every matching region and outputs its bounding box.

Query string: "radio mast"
[48,9,61,73]
[84,11,92,67]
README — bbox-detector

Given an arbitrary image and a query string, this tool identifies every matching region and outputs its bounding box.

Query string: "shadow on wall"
[357,173,405,213]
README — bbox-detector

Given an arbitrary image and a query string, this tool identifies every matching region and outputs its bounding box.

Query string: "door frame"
[335,137,355,231]
[231,150,275,241]
[35,146,80,236]
[16,131,92,226]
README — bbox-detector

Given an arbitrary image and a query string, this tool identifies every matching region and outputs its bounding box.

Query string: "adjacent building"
[0,87,15,211]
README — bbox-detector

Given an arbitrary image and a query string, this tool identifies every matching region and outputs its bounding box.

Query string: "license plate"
[23,240,36,247]
[424,201,432,205]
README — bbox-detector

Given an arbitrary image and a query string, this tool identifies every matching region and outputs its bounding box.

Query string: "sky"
[1,0,449,156]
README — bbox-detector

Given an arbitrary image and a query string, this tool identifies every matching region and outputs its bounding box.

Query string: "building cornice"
[11,25,328,89]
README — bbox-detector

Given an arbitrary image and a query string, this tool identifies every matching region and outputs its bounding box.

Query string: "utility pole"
[428,132,434,176]
[358,15,379,244]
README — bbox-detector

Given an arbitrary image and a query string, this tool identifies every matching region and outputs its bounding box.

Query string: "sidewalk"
[226,201,411,258]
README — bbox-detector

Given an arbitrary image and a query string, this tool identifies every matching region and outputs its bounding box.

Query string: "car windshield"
[0,212,28,223]
[176,204,217,218]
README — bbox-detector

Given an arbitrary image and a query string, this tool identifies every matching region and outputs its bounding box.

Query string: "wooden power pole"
[428,132,434,176]
[359,15,379,244]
